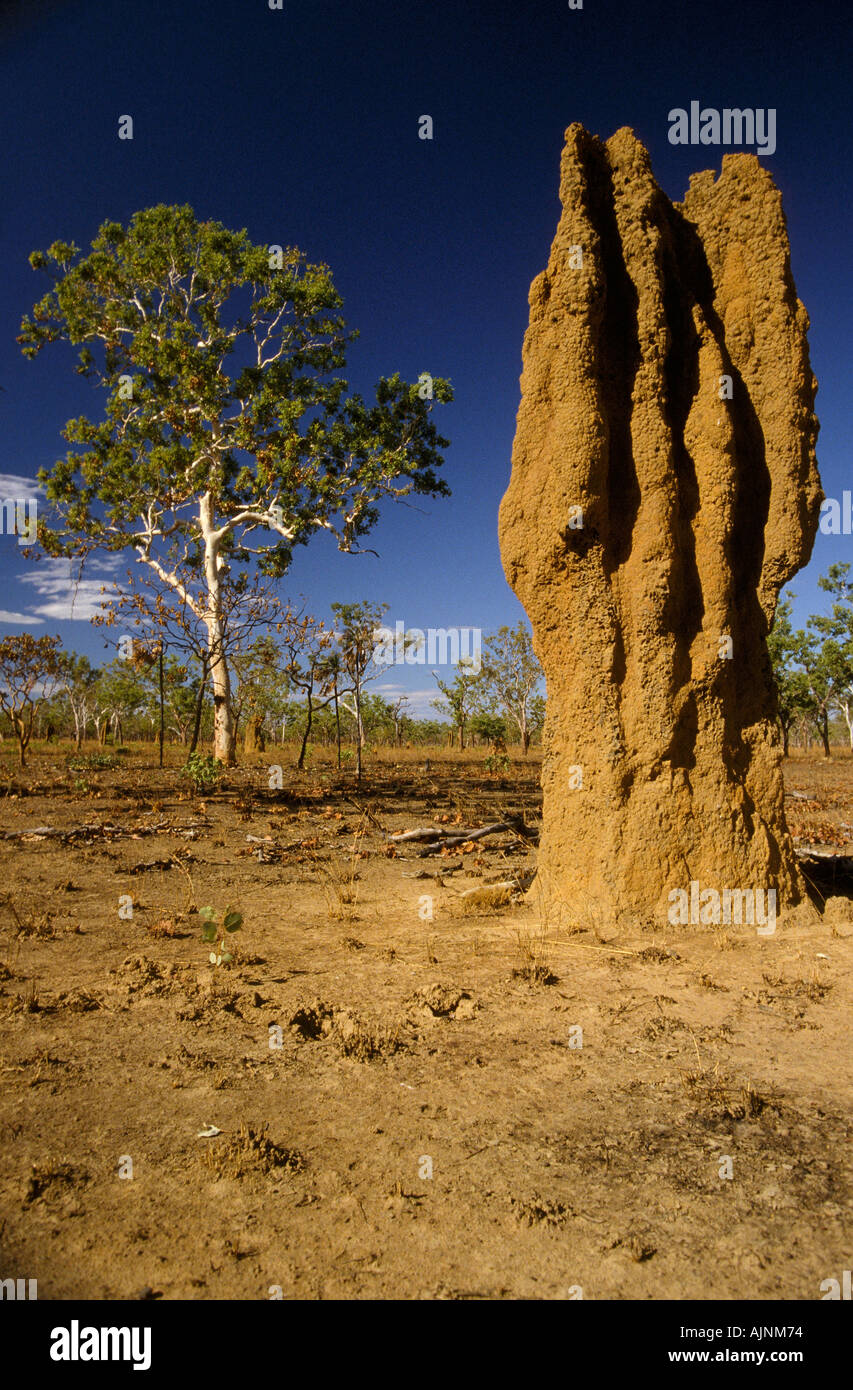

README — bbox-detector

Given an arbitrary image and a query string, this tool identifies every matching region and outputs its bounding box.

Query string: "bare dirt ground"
[0,744,850,1301]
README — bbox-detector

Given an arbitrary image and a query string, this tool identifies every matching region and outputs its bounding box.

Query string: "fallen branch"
[388,819,535,850]
[416,822,538,856]
[387,825,453,843]
[459,875,533,900]
[401,864,464,878]
[124,857,181,875]
[4,819,209,845]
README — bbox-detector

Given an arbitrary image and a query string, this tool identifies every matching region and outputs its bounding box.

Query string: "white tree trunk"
[201,493,236,765]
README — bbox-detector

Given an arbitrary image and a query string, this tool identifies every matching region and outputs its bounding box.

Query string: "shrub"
[181,752,222,793]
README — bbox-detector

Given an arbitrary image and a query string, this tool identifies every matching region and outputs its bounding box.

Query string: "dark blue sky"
[1,0,850,712]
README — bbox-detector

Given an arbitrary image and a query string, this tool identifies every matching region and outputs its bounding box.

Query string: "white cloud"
[18,557,121,622]
[375,683,434,698]
[0,474,46,497]
[0,610,44,625]
[374,683,444,718]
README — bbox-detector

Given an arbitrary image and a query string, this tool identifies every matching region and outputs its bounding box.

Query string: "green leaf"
[220,950,232,963]
[201,923,217,943]
[199,905,215,921]
[223,911,243,933]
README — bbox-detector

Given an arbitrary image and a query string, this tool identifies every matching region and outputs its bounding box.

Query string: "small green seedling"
[484,752,511,774]
[200,904,243,965]
[182,752,222,793]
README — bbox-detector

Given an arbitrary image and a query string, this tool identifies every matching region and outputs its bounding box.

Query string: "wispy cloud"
[17,557,121,622]
[375,683,441,717]
[0,609,44,625]
[0,474,46,497]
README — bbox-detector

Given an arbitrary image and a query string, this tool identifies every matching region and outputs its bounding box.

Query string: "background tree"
[407,718,449,747]
[231,633,288,753]
[92,658,148,746]
[811,564,853,750]
[528,692,546,746]
[388,694,410,748]
[479,622,543,753]
[157,654,201,746]
[277,609,335,769]
[0,633,65,766]
[61,651,100,750]
[431,658,482,750]
[359,692,396,745]
[36,691,68,743]
[331,600,388,779]
[470,710,508,749]
[793,628,843,759]
[20,205,452,764]
[316,648,345,768]
[97,564,286,757]
[768,595,812,757]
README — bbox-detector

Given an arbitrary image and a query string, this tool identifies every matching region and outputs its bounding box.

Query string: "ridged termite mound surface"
[499,124,821,928]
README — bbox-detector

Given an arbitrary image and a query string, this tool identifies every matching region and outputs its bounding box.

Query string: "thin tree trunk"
[189,662,208,755]
[158,642,165,768]
[14,714,27,767]
[297,689,314,770]
[355,687,362,781]
[334,683,341,770]
[201,493,236,766]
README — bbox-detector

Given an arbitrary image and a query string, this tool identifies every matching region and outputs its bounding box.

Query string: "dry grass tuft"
[146,916,180,939]
[680,1064,769,1121]
[332,1009,402,1061]
[316,815,368,920]
[455,883,514,915]
[511,924,557,985]
[202,1122,304,1180]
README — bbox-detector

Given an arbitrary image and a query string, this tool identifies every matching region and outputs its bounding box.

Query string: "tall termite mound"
[499,124,821,925]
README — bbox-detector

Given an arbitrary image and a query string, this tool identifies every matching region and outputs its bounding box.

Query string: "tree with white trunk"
[478,622,543,754]
[61,651,99,750]
[331,600,388,780]
[19,205,452,763]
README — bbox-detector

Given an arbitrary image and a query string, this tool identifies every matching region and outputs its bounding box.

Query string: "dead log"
[388,819,531,847]
[414,821,539,855]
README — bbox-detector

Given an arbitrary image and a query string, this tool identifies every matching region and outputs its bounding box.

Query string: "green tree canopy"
[0,633,65,766]
[19,205,452,762]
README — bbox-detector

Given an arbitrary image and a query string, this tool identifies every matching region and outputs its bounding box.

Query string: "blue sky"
[0,0,850,714]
